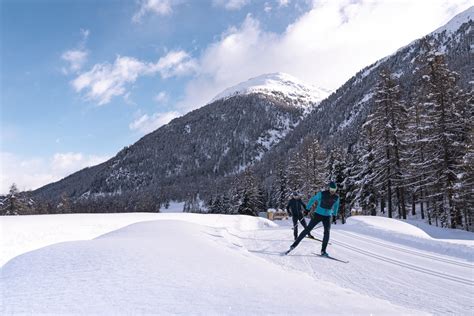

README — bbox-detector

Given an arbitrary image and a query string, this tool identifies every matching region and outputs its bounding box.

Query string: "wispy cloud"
[62,50,88,74]
[72,50,196,105]
[129,111,180,134]
[0,151,110,194]
[264,2,272,13]
[133,0,176,23]
[154,91,169,104]
[213,0,250,11]
[61,28,90,74]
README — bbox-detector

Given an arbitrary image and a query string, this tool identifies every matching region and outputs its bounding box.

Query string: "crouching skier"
[284,182,340,257]
[286,192,315,241]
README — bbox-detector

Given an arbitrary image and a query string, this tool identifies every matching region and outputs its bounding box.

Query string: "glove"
[303,210,309,216]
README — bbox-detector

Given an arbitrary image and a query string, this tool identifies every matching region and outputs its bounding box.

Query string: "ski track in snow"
[241,222,473,315]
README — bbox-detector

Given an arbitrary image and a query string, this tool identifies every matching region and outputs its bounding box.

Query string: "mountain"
[31,7,473,213]
[32,73,328,209]
[257,6,473,162]
[210,72,330,110]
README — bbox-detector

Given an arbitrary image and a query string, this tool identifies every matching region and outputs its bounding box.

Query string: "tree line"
[204,48,472,231]
[2,48,472,231]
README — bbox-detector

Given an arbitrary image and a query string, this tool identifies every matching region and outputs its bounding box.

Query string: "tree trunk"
[387,180,393,218]
[400,187,407,219]
[396,187,402,219]
[420,189,425,220]
[427,200,432,225]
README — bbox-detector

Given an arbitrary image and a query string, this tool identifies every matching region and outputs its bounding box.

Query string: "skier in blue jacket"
[284,182,340,257]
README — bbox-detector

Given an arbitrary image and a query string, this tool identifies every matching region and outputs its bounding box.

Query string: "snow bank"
[345,216,474,261]
[1,218,423,315]
[0,213,277,267]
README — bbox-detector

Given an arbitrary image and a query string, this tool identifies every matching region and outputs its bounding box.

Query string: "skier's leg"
[299,214,315,238]
[290,216,320,249]
[292,214,299,240]
[299,213,308,229]
[321,215,331,253]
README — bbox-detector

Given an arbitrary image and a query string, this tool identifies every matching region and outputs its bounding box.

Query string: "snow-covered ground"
[1,214,473,315]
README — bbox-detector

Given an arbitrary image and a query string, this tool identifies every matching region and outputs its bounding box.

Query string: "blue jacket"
[306,191,340,217]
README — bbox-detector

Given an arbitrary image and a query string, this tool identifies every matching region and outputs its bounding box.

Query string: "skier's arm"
[299,199,307,210]
[286,200,292,216]
[332,198,340,216]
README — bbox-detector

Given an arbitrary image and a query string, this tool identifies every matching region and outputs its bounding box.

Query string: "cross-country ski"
[316,253,349,264]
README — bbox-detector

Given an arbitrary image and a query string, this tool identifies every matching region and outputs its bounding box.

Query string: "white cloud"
[129,111,180,134]
[152,50,198,78]
[72,50,196,105]
[278,0,289,7]
[133,0,174,23]
[61,29,90,74]
[80,28,90,44]
[154,91,169,103]
[264,2,272,13]
[62,50,88,73]
[0,152,110,194]
[176,0,473,111]
[213,0,250,11]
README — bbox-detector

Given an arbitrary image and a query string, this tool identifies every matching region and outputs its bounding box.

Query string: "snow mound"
[347,216,431,238]
[345,216,473,261]
[210,72,330,108]
[0,213,277,267]
[1,219,420,315]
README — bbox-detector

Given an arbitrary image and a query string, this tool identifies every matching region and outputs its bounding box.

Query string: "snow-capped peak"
[210,72,330,108]
[432,6,473,35]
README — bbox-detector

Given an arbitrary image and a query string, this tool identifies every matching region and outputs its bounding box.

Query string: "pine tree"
[57,193,72,214]
[237,169,263,216]
[355,126,378,216]
[274,160,289,211]
[457,123,473,230]
[364,68,408,219]
[299,135,326,198]
[326,148,349,221]
[287,151,305,194]
[404,88,430,220]
[343,149,361,217]
[415,50,470,228]
[221,194,231,214]
[0,184,31,215]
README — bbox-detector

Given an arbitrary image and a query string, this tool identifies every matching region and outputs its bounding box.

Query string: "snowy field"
[1,213,473,315]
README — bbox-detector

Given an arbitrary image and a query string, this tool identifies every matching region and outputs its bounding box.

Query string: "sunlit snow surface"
[210,72,330,107]
[1,214,472,315]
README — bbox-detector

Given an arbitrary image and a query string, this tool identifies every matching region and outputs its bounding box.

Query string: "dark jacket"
[286,198,307,216]
[307,190,340,217]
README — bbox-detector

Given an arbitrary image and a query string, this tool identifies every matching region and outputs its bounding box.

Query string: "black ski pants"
[291,212,331,252]
[291,212,309,240]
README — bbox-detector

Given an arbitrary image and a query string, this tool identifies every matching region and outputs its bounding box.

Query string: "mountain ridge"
[29,7,473,212]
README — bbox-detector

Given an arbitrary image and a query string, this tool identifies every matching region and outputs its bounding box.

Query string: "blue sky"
[1,0,472,193]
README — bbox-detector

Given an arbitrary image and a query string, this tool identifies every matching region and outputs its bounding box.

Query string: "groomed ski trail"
[238,221,474,315]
